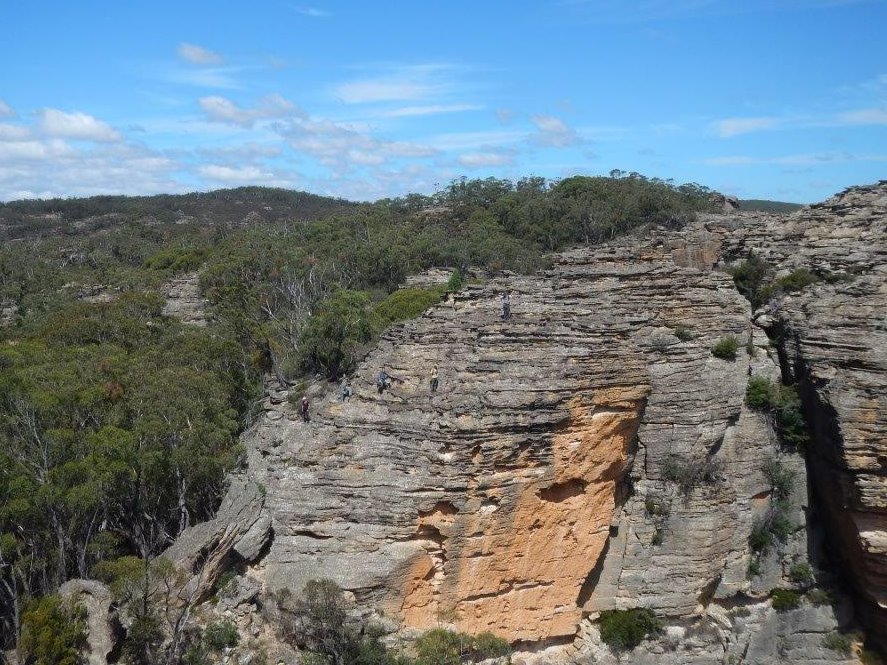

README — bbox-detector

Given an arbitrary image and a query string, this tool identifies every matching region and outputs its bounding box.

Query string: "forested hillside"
[0,173,721,658]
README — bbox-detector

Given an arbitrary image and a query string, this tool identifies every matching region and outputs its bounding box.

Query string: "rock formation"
[165,182,885,663]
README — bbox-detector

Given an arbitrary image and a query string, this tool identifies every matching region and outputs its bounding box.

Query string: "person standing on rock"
[377,369,390,395]
[501,292,511,321]
[340,379,352,401]
[300,395,310,422]
[430,365,439,393]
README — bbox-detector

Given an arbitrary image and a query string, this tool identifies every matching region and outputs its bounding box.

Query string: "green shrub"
[598,608,663,652]
[770,588,800,611]
[806,587,834,606]
[761,458,796,501]
[471,632,511,660]
[773,268,819,294]
[19,595,88,665]
[447,269,463,292]
[204,620,239,650]
[144,247,206,274]
[744,377,810,449]
[747,559,762,578]
[711,335,739,360]
[749,507,794,554]
[651,529,665,546]
[415,628,462,665]
[300,290,378,379]
[729,255,773,308]
[788,562,814,586]
[672,325,694,341]
[822,631,853,654]
[375,287,445,326]
[745,376,777,409]
[644,496,669,517]
[661,454,721,496]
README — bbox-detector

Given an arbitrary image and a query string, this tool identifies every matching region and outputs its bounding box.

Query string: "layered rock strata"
[165,182,885,663]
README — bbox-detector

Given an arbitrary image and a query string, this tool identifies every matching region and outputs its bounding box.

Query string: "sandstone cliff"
[164,182,885,664]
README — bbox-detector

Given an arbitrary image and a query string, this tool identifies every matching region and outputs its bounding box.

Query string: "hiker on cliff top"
[300,395,310,422]
[430,365,439,393]
[501,292,511,321]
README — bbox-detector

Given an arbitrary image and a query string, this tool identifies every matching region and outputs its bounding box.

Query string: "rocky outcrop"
[168,182,886,662]
[720,181,887,650]
[58,579,118,665]
[160,271,209,326]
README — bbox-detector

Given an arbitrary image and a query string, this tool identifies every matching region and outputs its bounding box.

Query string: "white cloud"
[836,108,887,125]
[705,152,887,166]
[530,114,581,147]
[0,138,76,161]
[0,123,30,141]
[0,141,183,201]
[382,103,482,117]
[335,79,443,104]
[199,163,300,188]
[458,150,515,168]
[38,109,122,142]
[711,116,782,138]
[496,108,515,124]
[274,116,437,172]
[295,6,331,17]
[427,129,525,151]
[0,100,15,118]
[178,42,223,65]
[333,64,458,104]
[199,94,300,127]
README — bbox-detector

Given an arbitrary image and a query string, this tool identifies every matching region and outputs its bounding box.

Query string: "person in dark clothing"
[340,380,352,401]
[377,370,390,395]
[300,395,310,422]
[501,292,511,320]
[430,365,439,392]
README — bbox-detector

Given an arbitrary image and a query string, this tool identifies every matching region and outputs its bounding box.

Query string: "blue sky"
[1,1,885,203]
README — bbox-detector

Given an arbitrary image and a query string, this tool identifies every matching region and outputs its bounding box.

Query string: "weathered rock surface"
[168,182,886,662]
[161,270,209,326]
[58,579,117,665]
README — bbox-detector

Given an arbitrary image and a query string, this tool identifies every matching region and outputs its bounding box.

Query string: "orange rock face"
[396,388,646,642]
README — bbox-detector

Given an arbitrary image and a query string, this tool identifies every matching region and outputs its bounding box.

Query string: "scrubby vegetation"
[0,174,721,655]
[745,376,810,449]
[661,454,721,496]
[275,579,509,665]
[598,608,663,652]
[770,588,800,611]
[711,335,740,360]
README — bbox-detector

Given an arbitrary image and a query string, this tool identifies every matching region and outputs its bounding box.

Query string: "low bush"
[415,629,462,665]
[745,377,810,449]
[672,325,694,341]
[598,608,663,652]
[822,631,854,655]
[447,268,463,292]
[745,376,777,409]
[204,620,239,650]
[788,562,814,586]
[661,454,721,496]
[761,458,796,501]
[711,335,739,360]
[414,628,510,665]
[770,588,800,611]
[729,255,772,308]
[375,287,445,326]
[644,496,670,517]
[749,507,794,554]
[806,587,834,606]
[19,595,89,665]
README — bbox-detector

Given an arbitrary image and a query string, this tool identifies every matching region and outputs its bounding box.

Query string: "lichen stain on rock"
[397,390,646,642]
